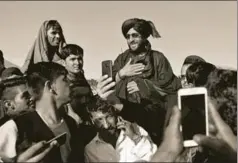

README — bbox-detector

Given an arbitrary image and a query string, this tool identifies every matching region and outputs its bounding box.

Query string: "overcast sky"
[0,1,236,79]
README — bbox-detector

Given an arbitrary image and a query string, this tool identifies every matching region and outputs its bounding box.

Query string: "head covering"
[183,55,206,66]
[122,18,161,39]
[1,67,23,80]
[22,20,66,73]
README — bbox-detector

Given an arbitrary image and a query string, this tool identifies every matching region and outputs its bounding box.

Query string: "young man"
[0,67,33,124]
[84,97,157,162]
[0,62,83,163]
[111,18,181,145]
[22,20,66,72]
[59,44,93,125]
[59,44,96,148]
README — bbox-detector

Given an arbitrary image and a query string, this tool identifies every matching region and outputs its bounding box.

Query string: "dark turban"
[183,55,206,66]
[122,18,161,39]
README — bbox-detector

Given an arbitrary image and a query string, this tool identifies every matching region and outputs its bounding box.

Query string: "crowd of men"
[0,18,236,163]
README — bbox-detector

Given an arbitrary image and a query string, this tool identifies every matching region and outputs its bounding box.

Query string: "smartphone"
[102,60,113,78]
[46,132,67,146]
[178,87,209,147]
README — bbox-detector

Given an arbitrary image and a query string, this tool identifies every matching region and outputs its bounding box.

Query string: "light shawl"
[22,20,66,72]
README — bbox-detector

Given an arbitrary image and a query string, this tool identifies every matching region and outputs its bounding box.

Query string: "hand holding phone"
[178,87,209,147]
[46,132,67,146]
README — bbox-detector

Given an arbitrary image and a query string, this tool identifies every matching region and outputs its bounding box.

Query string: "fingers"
[117,116,124,122]
[26,141,57,162]
[209,123,217,136]
[131,64,145,69]
[194,134,237,162]
[208,102,236,149]
[127,81,139,94]
[100,90,115,99]
[117,118,126,130]
[97,75,112,89]
[131,65,145,74]
[100,81,115,93]
[97,76,115,100]
[18,141,46,161]
[168,106,181,130]
[97,74,109,83]
[117,123,126,130]
[193,134,226,154]
[125,58,132,65]
[128,88,139,94]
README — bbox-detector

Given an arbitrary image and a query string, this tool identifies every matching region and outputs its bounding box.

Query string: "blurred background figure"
[180,55,206,88]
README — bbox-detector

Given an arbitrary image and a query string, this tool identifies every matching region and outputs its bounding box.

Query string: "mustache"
[130,41,137,45]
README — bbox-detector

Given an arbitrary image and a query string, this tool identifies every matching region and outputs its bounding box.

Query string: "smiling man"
[22,20,66,72]
[59,44,94,124]
[111,18,181,145]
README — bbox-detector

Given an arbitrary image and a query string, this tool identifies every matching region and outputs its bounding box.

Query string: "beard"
[128,41,147,53]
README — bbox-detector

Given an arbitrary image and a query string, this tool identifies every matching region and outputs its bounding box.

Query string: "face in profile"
[47,27,62,47]
[64,54,83,74]
[90,111,118,136]
[52,74,71,107]
[5,84,32,116]
[126,28,145,52]
[180,64,192,88]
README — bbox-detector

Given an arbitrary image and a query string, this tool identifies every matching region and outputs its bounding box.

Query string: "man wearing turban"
[22,20,66,72]
[112,18,181,145]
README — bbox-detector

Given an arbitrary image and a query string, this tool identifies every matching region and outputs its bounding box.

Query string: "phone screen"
[181,94,206,140]
[102,60,112,77]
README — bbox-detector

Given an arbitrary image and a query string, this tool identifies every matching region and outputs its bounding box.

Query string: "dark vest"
[13,111,84,163]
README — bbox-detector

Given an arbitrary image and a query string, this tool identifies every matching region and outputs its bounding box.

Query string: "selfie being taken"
[0,1,236,163]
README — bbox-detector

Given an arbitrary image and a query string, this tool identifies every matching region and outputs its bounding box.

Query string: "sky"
[0,1,236,79]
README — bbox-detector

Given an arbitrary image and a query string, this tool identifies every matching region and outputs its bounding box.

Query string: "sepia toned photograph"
[0,1,236,163]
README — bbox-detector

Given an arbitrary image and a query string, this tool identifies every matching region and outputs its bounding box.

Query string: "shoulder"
[0,119,18,158]
[151,50,166,59]
[85,135,99,151]
[0,119,18,133]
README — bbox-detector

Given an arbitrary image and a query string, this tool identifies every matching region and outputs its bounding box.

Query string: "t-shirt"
[46,119,71,163]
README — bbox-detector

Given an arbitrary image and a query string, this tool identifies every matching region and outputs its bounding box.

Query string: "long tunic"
[112,49,181,145]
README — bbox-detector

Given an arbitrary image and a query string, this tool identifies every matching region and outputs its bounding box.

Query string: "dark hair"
[59,44,84,60]
[86,96,116,118]
[26,62,67,101]
[183,55,206,66]
[186,62,216,87]
[46,20,62,32]
[0,76,27,101]
[1,67,23,80]
[206,68,237,134]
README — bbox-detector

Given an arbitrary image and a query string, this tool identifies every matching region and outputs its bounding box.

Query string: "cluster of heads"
[0,62,70,117]
[180,55,237,134]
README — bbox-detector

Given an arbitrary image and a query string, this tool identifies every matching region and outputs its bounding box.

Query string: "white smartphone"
[178,87,209,147]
